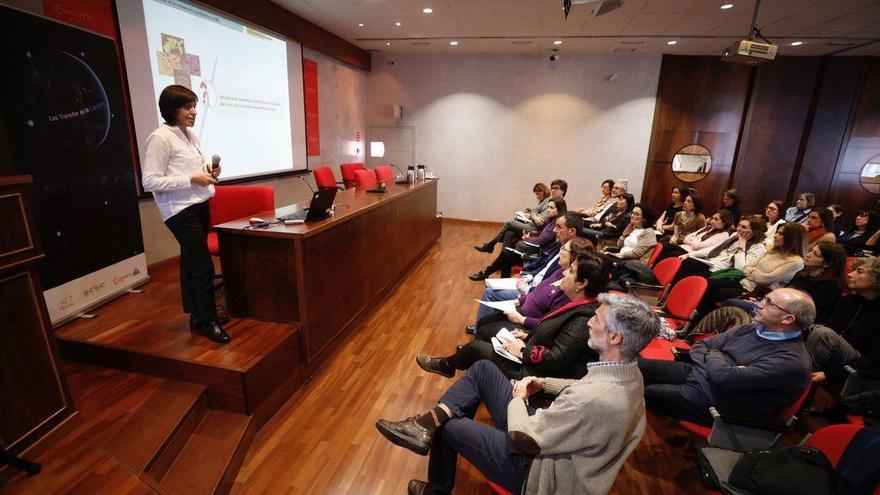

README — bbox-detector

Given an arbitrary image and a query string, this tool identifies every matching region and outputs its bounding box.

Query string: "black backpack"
[728,445,836,495]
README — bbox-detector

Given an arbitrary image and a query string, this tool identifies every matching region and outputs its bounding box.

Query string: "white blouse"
[142,124,214,222]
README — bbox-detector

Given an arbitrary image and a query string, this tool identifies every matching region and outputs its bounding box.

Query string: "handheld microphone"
[211,155,221,177]
[296,174,316,194]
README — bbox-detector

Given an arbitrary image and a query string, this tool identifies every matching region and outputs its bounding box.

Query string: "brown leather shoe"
[408,479,446,495]
[375,417,432,455]
[416,354,455,378]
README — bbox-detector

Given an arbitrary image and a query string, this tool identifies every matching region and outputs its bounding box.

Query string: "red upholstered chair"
[313,166,341,190]
[374,165,395,184]
[353,169,378,190]
[647,242,664,267]
[680,383,812,452]
[207,185,275,256]
[339,162,366,189]
[487,481,513,495]
[627,256,682,305]
[697,424,880,495]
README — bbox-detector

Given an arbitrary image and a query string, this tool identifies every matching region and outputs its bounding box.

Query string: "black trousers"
[445,340,526,380]
[164,201,217,323]
[484,248,523,278]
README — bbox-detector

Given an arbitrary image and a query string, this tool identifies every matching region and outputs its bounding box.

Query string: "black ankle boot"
[195,320,231,344]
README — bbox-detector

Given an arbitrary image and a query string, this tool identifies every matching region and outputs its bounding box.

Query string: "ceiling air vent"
[613,48,635,52]
[620,40,644,45]
[511,40,533,45]
[411,41,431,45]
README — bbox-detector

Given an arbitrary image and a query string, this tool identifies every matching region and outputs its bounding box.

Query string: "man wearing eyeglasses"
[637,288,813,425]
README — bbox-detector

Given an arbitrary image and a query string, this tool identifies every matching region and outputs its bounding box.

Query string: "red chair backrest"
[845,257,859,278]
[353,169,377,190]
[313,166,337,189]
[653,257,682,287]
[778,383,813,422]
[647,243,664,267]
[805,424,862,467]
[339,162,366,189]
[374,165,394,184]
[662,275,707,320]
[209,185,275,227]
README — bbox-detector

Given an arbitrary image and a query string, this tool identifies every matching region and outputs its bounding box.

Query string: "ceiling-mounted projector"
[563,0,625,19]
[721,39,778,65]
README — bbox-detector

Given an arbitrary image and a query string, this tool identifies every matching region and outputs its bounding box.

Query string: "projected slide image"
[142,0,293,178]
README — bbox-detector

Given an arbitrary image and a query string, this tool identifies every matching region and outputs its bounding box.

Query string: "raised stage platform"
[54,263,302,428]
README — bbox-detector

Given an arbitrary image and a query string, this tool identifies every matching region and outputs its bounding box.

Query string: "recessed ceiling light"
[720,3,734,9]
[358,23,365,27]
[790,41,803,46]
[449,40,458,46]
[395,21,402,26]
[553,40,562,45]
[422,7,433,14]
[386,42,391,46]
[667,40,677,45]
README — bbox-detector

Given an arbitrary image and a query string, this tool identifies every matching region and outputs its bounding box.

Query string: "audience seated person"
[763,199,786,250]
[605,204,657,261]
[672,215,767,283]
[698,222,806,314]
[806,207,836,249]
[638,287,814,425]
[376,293,661,495]
[582,193,634,241]
[785,192,815,224]
[418,253,610,380]
[466,233,592,335]
[654,185,688,235]
[807,257,880,383]
[468,203,575,282]
[582,181,626,223]
[512,198,567,257]
[578,179,616,220]
[656,209,732,262]
[474,179,568,253]
[474,182,557,253]
[838,210,879,255]
[720,188,742,224]
[668,194,707,244]
[472,238,595,338]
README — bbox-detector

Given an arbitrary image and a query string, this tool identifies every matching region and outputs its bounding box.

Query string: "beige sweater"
[740,251,804,292]
[508,362,646,495]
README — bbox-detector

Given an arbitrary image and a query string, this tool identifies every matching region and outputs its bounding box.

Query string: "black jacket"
[521,299,599,378]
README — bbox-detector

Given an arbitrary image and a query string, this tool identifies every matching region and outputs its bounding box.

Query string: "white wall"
[366,52,661,222]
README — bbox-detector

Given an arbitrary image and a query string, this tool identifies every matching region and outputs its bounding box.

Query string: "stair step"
[158,410,254,495]
[104,380,207,474]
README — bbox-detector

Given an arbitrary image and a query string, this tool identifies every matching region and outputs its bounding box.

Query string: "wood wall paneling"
[829,58,880,216]
[732,56,823,216]
[795,57,867,209]
[641,56,751,214]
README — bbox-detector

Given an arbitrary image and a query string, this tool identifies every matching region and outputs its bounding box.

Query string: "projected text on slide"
[142,0,293,179]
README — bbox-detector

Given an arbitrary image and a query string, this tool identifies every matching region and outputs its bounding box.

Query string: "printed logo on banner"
[59,295,75,312]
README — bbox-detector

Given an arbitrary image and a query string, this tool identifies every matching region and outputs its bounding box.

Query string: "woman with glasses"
[578,179,616,220]
[606,204,657,260]
[785,192,815,224]
[763,200,786,250]
[807,257,880,383]
[673,215,767,283]
[838,210,879,255]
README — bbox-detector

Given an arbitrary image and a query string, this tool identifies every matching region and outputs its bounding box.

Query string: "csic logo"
[82,282,106,297]
[113,271,132,286]
[59,295,75,311]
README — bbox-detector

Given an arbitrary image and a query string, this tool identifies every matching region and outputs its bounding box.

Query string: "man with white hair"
[375,293,661,495]
[639,287,814,425]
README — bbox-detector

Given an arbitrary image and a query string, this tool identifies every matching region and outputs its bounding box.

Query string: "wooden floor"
[4,219,830,494]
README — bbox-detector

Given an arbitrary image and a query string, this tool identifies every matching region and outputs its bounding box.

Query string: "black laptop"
[277,187,337,222]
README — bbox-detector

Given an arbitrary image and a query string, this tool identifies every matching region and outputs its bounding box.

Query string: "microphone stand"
[296,174,316,194]
[390,163,408,184]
